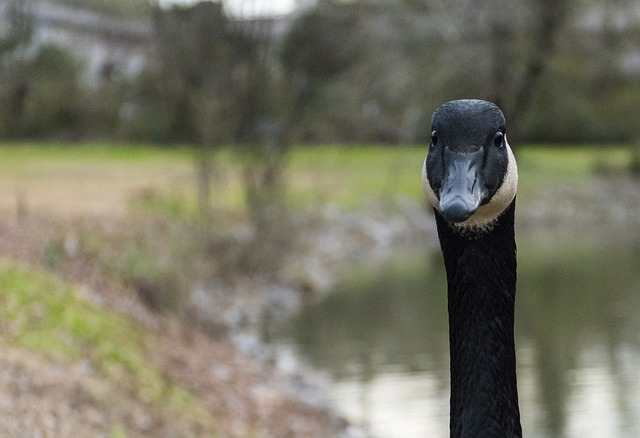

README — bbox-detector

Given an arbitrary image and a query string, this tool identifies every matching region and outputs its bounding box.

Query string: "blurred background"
[0,0,639,437]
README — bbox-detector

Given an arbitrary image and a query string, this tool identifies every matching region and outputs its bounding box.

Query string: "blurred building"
[0,0,154,86]
[0,0,294,87]
[35,2,153,85]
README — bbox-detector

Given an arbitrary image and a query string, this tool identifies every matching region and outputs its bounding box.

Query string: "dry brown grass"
[0,146,196,219]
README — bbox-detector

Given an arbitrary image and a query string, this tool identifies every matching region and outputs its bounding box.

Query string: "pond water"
[278,224,640,438]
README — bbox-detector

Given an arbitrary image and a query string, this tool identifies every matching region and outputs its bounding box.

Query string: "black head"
[422,99,517,229]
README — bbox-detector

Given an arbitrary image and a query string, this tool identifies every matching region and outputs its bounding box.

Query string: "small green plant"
[130,187,196,220]
[117,245,182,313]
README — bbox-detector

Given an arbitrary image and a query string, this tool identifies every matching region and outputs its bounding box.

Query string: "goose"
[422,99,521,437]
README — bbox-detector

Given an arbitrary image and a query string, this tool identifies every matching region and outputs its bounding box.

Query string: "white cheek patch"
[422,139,518,230]
[422,156,440,210]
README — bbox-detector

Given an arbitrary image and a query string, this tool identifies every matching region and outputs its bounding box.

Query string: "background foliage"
[1,0,640,145]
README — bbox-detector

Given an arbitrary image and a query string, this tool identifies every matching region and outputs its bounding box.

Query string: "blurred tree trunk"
[508,0,572,137]
[151,2,237,218]
[486,21,514,112]
[236,17,295,271]
[194,143,213,218]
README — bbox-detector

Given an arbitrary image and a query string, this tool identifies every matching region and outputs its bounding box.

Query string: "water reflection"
[282,225,640,438]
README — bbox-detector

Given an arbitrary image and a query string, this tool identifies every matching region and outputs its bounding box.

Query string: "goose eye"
[493,131,504,148]
[431,130,438,147]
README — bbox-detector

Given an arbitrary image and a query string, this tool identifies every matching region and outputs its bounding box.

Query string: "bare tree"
[149,0,300,273]
[151,2,246,217]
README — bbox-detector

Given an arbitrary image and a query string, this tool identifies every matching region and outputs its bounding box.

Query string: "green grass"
[0,142,633,217]
[287,145,427,208]
[287,144,633,208]
[516,145,632,200]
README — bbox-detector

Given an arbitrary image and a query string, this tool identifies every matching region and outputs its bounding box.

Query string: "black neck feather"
[434,200,522,438]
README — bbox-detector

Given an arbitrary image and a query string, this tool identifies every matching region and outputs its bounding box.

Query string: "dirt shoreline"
[0,214,365,437]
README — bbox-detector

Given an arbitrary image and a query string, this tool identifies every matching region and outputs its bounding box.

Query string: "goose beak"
[438,148,488,223]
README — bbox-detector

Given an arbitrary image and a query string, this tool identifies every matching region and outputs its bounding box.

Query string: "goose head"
[422,99,518,230]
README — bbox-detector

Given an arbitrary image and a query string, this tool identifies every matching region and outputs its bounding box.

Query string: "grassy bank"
[0,258,217,435]
[0,261,177,404]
